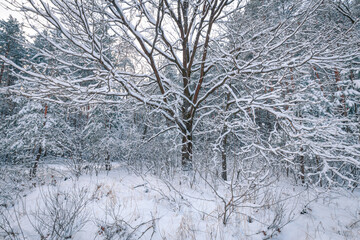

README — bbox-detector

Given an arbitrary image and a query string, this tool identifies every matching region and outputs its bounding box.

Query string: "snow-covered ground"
[1,164,359,240]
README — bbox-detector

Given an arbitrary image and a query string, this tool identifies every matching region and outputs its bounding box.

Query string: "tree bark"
[0,62,5,85]
[105,151,111,171]
[0,42,10,85]
[30,146,42,178]
[181,112,193,170]
[181,128,193,170]
[300,147,305,184]
[221,92,231,181]
[221,128,228,181]
[316,155,322,187]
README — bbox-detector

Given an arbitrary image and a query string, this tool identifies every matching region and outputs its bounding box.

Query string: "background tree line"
[0,0,359,188]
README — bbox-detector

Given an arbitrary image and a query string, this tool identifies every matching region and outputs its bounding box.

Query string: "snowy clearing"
[1,164,359,240]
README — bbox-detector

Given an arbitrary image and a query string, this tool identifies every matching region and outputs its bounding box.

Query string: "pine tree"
[0,16,26,86]
[1,99,71,177]
[0,16,27,121]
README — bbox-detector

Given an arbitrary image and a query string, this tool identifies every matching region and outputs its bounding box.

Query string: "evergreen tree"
[1,99,71,177]
[0,16,26,86]
[0,16,27,120]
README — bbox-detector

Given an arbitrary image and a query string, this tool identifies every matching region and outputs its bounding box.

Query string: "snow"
[354,80,360,89]
[278,189,360,240]
[1,0,359,239]
[1,164,359,240]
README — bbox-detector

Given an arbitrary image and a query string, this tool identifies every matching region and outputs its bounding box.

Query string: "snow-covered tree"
[0,16,26,87]
[1,0,359,185]
[1,99,71,177]
[0,16,27,124]
[206,0,360,183]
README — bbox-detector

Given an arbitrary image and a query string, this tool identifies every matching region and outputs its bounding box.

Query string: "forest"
[0,0,359,239]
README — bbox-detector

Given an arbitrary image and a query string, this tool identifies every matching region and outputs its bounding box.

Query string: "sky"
[0,1,22,20]
[0,1,36,36]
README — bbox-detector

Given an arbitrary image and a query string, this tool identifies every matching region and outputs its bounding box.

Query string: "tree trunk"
[300,147,305,184]
[0,62,5,85]
[181,116,193,170]
[0,44,10,85]
[105,151,111,171]
[30,146,42,178]
[221,129,228,181]
[316,155,322,187]
[334,68,347,116]
[221,92,231,181]
[181,131,193,170]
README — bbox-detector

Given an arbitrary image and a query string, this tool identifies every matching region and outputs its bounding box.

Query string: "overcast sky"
[0,1,21,20]
[0,1,37,37]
